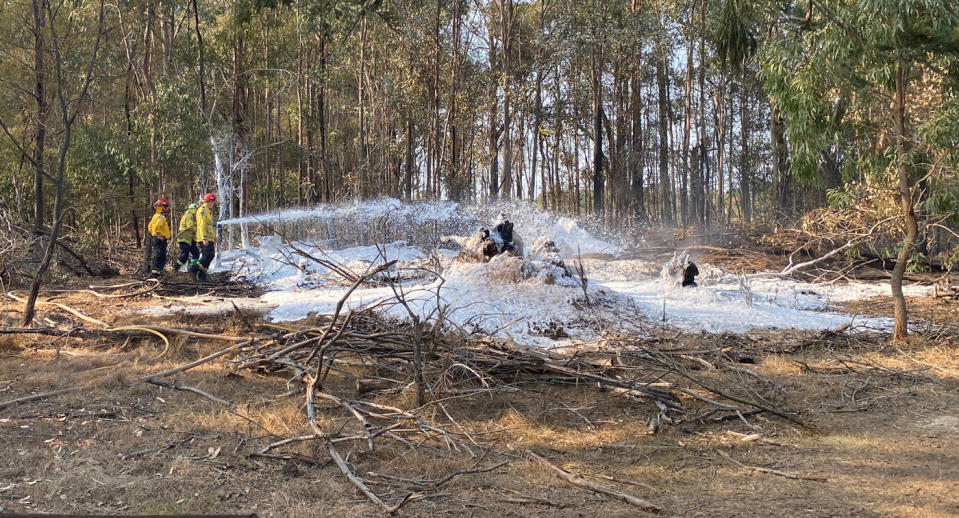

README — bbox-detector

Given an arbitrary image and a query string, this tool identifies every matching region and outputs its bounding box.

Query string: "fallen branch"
[0,386,86,411]
[717,450,827,481]
[328,442,417,515]
[0,340,252,411]
[528,451,661,513]
[146,378,235,408]
[7,291,109,327]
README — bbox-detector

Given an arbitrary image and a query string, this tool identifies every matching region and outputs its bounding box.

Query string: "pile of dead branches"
[0,249,823,514]
[204,274,815,512]
[764,181,959,278]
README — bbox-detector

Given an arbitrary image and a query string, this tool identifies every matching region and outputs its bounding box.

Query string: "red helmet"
[203,193,217,202]
[155,198,170,207]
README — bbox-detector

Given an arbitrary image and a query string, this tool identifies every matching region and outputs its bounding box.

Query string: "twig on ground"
[717,450,827,481]
[528,450,662,513]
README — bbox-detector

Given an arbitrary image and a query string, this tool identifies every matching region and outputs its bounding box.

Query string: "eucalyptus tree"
[761,0,959,339]
[553,0,615,215]
[714,0,758,224]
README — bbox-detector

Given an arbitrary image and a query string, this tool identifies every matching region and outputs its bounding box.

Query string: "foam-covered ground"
[140,200,931,347]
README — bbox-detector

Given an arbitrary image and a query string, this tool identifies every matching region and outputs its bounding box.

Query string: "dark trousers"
[196,242,215,272]
[151,237,167,273]
[176,241,200,269]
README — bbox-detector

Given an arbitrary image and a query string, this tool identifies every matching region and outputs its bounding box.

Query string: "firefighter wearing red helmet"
[189,192,218,282]
[147,198,172,279]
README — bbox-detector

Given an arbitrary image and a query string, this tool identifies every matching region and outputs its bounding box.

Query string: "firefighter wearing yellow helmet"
[147,198,172,279]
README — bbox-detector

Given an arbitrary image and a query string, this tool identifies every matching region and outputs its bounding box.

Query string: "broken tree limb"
[717,450,827,481]
[366,460,511,490]
[777,215,898,277]
[0,386,87,411]
[146,378,235,408]
[779,239,859,276]
[314,389,376,451]
[528,451,662,513]
[145,378,274,436]
[6,291,109,327]
[0,326,110,339]
[328,442,416,515]
[37,229,97,276]
[143,340,252,381]
[676,371,817,432]
[0,340,252,411]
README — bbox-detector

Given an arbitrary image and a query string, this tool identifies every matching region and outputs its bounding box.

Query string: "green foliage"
[826,186,855,209]
[715,0,757,72]
[760,0,959,222]
[905,251,928,273]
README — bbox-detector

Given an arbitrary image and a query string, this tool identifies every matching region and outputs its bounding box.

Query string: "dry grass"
[0,280,957,517]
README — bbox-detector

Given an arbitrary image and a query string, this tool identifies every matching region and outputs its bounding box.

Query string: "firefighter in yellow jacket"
[174,203,200,271]
[189,193,217,282]
[147,198,172,279]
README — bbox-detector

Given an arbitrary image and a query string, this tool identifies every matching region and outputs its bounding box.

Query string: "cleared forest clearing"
[0,270,956,518]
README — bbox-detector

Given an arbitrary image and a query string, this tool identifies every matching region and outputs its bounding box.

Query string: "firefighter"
[147,198,172,279]
[682,259,700,288]
[189,193,217,282]
[174,203,201,272]
[493,217,515,255]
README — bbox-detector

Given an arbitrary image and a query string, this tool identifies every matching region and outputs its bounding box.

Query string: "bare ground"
[0,278,957,518]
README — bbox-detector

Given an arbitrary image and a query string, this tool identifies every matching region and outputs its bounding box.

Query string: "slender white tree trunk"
[212,134,228,267]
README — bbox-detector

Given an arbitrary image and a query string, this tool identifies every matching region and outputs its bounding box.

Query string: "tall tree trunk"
[892,60,917,340]
[499,0,514,200]
[405,111,414,201]
[727,87,734,222]
[233,28,248,247]
[629,73,644,221]
[431,0,442,198]
[715,86,725,226]
[656,50,671,225]
[22,0,103,325]
[533,66,544,206]
[123,64,140,247]
[533,0,546,208]
[592,51,604,216]
[552,63,561,210]
[305,48,316,203]
[295,5,304,204]
[488,36,499,199]
[448,0,462,199]
[613,70,627,224]
[357,17,367,199]
[192,0,206,114]
[738,67,751,224]
[770,101,789,215]
[696,0,707,228]
[142,0,158,272]
[31,0,47,234]
[318,33,329,202]
[681,31,693,227]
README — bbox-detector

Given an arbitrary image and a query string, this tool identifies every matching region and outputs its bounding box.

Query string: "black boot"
[187,259,199,281]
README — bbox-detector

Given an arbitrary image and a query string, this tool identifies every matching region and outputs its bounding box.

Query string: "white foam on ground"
[138,202,932,346]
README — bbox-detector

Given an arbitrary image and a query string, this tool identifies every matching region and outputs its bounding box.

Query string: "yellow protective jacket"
[177,205,198,244]
[195,204,216,243]
[148,208,172,240]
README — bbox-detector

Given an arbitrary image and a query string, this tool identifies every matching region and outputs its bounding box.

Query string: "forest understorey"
[0,248,957,518]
